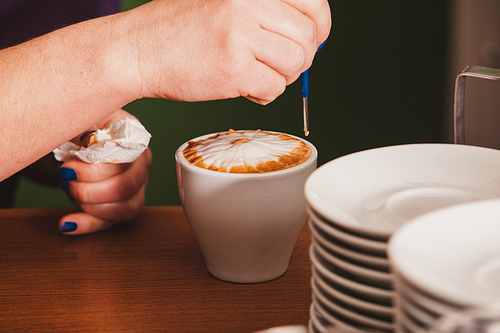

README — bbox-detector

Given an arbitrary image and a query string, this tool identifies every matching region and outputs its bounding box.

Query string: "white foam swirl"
[183,130,310,173]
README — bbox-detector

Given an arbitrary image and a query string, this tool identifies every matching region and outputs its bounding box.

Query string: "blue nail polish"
[61,222,78,232]
[317,40,327,52]
[58,167,77,181]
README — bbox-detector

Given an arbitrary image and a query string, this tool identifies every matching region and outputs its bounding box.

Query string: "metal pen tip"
[299,41,326,137]
[303,97,309,136]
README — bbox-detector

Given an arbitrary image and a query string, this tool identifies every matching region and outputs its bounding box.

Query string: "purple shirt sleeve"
[0,0,123,48]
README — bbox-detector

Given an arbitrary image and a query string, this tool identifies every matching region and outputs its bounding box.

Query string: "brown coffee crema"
[183,129,311,173]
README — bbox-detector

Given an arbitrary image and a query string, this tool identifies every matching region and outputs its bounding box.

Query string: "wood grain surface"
[0,207,313,332]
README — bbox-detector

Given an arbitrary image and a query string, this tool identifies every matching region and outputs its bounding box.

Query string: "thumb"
[59,212,117,235]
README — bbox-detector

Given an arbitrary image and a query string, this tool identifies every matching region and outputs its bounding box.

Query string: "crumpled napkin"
[53,117,152,164]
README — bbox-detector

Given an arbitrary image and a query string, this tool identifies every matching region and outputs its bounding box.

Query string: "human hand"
[117,0,331,105]
[57,110,153,235]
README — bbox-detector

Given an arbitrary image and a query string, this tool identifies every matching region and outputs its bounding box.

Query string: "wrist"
[99,11,144,104]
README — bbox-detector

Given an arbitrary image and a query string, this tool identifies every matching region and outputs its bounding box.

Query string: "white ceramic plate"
[313,270,394,316]
[314,240,394,284]
[312,293,396,333]
[312,296,355,330]
[309,319,323,333]
[398,296,437,326]
[312,294,374,332]
[309,208,387,255]
[310,219,390,270]
[305,144,500,238]
[393,275,460,317]
[308,319,316,333]
[309,303,330,333]
[397,308,424,333]
[388,199,500,307]
[311,246,396,301]
[312,280,395,330]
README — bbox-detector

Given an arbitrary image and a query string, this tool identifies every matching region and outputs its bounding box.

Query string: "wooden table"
[0,207,313,332]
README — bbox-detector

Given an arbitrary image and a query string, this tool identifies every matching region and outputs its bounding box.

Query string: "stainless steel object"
[454,66,500,144]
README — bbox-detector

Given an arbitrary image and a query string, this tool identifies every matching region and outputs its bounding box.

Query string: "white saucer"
[309,208,387,255]
[305,144,500,238]
[311,246,396,301]
[313,270,394,316]
[313,243,392,291]
[397,308,424,333]
[309,303,330,333]
[310,219,390,270]
[312,294,371,332]
[312,280,395,331]
[308,319,317,333]
[393,275,460,317]
[398,296,437,326]
[388,199,500,307]
[314,240,394,284]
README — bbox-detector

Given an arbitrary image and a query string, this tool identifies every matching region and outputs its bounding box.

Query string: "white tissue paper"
[53,118,152,164]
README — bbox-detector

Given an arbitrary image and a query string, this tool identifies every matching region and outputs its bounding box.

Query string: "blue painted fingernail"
[317,40,327,52]
[61,222,78,232]
[58,167,77,181]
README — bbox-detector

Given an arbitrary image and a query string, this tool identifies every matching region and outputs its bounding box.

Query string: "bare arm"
[0,0,331,182]
[0,14,138,181]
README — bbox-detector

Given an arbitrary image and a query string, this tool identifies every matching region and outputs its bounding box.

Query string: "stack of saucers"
[388,199,500,333]
[308,208,395,333]
[304,144,500,333]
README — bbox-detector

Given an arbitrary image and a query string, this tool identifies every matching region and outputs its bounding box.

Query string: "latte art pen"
[300,40,326,137]
[301,70,310,136]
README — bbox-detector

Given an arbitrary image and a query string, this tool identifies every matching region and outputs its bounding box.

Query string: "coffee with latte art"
[182,129,312,173]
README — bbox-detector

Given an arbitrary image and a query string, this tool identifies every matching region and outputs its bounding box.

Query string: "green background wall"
[13,1,450,208]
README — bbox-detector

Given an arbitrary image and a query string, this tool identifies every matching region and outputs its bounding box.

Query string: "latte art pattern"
[183,129,311,173]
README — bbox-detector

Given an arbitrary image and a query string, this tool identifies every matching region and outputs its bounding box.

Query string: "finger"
[239,60,287,105]
[59,183,146,235]
[70,126,98,146]
[245,96,272,105]
[61,159,132,183]
[67,149,151,204]
[59,212,118,235]
[257,0,317,71]
[249,29,308,85]
[281,0,332,47]
[74,182,146,222]
[62,110,148,184]
[70,110,139,146]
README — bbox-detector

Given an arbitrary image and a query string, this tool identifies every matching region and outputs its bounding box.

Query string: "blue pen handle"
[301,70,310,136]
[300,70,310,98]
[301,40,325,98]
[299,39,326,136]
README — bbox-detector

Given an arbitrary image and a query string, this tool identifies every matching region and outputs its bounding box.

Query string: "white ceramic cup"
[175,131,317,283]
